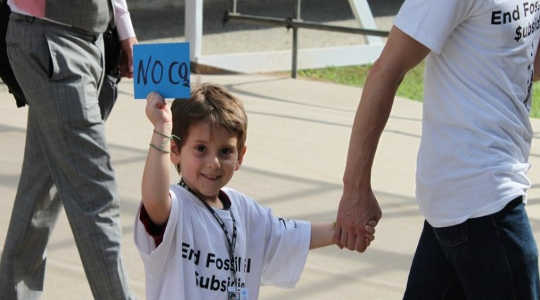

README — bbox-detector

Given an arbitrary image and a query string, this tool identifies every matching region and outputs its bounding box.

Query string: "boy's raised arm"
[141,92,173,225]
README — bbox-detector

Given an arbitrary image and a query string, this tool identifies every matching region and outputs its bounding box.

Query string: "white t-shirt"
[134,185,311,300]
[395,0,538,227]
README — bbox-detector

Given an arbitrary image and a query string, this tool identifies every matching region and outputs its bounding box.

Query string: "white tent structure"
[185,0,385,73]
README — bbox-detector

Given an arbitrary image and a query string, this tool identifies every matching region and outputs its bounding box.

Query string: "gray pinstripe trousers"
[0,14,132,300]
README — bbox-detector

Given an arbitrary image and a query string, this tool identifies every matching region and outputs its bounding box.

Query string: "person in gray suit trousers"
[0,0,137,299]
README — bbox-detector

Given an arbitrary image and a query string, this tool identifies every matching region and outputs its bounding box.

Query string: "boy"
[135,84,375,300]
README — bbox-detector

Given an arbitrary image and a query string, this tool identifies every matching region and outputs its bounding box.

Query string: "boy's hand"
[146,92,173,131]
[363,220,376,247]
[337,220,376,252]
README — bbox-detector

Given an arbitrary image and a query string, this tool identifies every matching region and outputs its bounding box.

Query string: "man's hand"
[335,187,381,252]
[119,37,137,78]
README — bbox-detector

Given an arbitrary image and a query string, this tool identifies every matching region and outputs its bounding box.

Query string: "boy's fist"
[146,92,173,130]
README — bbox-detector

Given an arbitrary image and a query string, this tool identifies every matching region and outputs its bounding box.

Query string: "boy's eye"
[195,145,206,152]
[220,147,234,156]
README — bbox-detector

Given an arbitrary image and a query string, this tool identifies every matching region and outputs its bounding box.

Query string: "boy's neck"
[179,178,231,210]
[204,197,224,210]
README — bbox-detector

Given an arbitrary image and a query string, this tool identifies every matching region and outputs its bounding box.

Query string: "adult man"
[0,0,137,299]
[335,0,540,298]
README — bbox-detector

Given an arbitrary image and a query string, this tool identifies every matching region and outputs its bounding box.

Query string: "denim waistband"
[499,196,523,213]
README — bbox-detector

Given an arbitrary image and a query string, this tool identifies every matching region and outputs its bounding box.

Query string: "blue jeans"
[403,197,540,300]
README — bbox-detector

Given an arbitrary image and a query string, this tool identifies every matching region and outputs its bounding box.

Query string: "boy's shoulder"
[221,186,254,206]
[169,184,252,205]
[168,184,265,215]
[222,186,271,217]
[169,183,188,198]
[168,184,198,209]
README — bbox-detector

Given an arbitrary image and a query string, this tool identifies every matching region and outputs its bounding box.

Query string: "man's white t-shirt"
[395,0,539,227]
[134,185,311,300]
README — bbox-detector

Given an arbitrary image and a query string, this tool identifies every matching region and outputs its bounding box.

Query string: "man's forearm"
[342,61,403,193]
[336,26,429,251]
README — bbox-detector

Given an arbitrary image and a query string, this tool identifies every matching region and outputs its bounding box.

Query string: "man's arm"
[534,41,540,81]
[335,26,430,252]
[113,0,137,78]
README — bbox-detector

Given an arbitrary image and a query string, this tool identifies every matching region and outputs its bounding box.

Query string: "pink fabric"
[14,0,45,17]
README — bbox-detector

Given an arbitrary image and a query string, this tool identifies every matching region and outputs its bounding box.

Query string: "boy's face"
[172,121,245,202]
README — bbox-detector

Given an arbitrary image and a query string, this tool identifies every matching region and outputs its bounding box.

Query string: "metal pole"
[292,0,301,78]
[292,27,298,78]
[224,13,389,37]
[186,0,203,61]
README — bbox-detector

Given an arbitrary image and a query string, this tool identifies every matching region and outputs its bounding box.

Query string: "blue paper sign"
[133,42,190,99]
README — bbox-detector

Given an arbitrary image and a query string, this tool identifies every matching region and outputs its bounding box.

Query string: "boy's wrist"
[153,123,173,135]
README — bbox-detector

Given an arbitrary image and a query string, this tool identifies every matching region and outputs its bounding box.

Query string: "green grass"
[298,62,540,118]
[533,84,540,118]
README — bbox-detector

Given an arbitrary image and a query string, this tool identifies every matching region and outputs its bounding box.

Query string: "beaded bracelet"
[153,129,182,142]
[149,143,170,153]
[153,129,171,139]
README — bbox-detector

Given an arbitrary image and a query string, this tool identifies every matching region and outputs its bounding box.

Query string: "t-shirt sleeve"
[139,205,168,246]
[394,0,475,54]
[133,188,181,275]
[259,206,311,288]
[113,0,136,40]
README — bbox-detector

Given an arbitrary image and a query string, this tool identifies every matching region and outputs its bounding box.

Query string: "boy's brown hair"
[171,83,248,154]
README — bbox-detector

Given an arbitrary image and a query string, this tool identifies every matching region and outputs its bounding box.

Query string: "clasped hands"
[334,189,382,253]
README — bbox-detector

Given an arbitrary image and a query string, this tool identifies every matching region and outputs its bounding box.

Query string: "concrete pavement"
[2,74,540,299]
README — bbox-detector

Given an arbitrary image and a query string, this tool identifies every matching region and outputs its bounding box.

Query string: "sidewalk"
[2,74,540,299]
